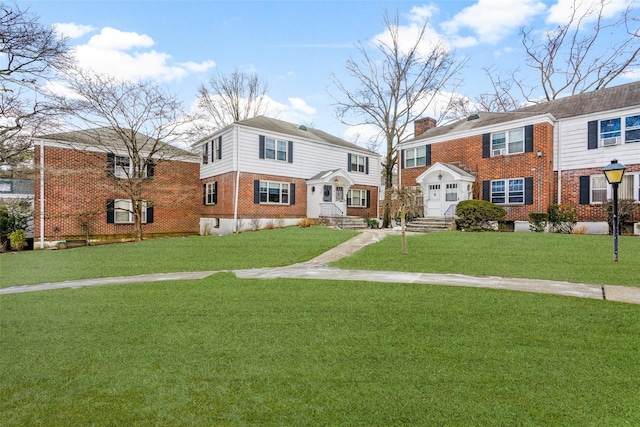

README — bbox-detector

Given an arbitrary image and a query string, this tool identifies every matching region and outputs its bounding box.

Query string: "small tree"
[386,186,422,255]
[548,203,577,234]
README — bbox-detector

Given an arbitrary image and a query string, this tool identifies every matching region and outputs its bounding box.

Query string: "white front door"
[426,184,441,217]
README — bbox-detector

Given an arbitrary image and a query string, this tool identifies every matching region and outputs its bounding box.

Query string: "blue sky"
[22,0,640,145]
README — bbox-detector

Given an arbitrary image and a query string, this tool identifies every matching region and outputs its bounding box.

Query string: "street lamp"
[603,159,627,262]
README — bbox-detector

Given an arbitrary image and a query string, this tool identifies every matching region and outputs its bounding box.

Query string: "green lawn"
[2,275,639,425]
[0,226,357,288]
[334,231,640,287]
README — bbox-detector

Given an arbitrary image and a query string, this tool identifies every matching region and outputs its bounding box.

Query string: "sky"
[20,0,640,148]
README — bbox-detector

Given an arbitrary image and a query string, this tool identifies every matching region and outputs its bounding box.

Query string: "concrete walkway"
[2,229,640,304]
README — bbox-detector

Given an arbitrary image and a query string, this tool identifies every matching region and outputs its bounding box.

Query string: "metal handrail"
[320,203,345,228]
[444,204,458,226]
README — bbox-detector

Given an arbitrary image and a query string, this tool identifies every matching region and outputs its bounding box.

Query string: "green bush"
[9,229,27,251]
[602,199,637,235]
[364,218,379,229]
[548,203,577,234]
[455,200,506,232]
[528,212,549,232]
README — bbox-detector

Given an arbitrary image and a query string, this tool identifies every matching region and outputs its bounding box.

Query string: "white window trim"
[404,147,426,168]
[264,137,288,162]
[350,154,366,173]
[347,189,368,207]
[599,114,640,146]
[205,182,216,205]
[491,128,524,156]
[114,199,147,224]
[114,155,149,179]
[591,173,640,204]
[259,180,290,205]
[491,178,524,205]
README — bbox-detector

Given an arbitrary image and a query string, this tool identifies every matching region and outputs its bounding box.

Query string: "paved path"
[3,229,640,304]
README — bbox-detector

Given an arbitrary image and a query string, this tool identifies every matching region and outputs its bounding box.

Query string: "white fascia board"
[402,113,556,148]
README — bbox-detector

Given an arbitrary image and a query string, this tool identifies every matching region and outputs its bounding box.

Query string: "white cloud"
[287,97,316,115]
[266,96,317,124]
[547,0,633,25]
[53,22,96,39]
[68,26,215,82]
[441,0,546,45]
[622,67,640,79]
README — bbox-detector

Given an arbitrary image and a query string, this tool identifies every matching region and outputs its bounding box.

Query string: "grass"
[0,226,357,288]
[333,231,640,287]
[2,275,639,425]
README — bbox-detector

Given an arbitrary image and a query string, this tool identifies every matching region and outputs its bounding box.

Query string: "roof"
[233,116,379,155]
[406,80,640,143]
[38,127,196,158]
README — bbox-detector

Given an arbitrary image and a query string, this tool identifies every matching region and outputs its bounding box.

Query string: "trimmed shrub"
[9,229,27,251]
[548,203,577,234]
[528,212,549,232]
[364,218,379,229]
[455,200,507,232]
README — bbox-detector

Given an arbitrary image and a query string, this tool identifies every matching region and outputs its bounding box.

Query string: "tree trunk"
[400,206,407,255]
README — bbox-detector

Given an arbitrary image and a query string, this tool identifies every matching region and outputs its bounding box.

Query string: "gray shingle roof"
[406,80,640,143]
[236,116,378,155]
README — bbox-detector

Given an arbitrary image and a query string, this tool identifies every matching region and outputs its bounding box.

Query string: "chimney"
[414,117,437,137]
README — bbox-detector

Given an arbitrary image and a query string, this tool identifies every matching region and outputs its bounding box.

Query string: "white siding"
[199,128,236,179]
[557,106,640,171]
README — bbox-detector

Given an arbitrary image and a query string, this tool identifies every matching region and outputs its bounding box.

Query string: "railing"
[320,203,344,228]
[444,204,458,227]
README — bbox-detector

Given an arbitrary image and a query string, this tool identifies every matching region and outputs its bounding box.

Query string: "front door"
[427,184,441,217]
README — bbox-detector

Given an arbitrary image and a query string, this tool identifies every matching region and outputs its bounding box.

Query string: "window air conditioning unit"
[602,137,621,146]
[492,148,506,156]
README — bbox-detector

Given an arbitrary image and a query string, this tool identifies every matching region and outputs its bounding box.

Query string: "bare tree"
[58,69,190,241]
[331,12,465,228]
[386,186,422,255]
[481,0,639,110]
[0,3,71,165]
[194,68,269,136]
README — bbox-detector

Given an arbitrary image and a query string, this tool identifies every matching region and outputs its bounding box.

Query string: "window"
[600,118,621,145]
[347,189,369,207]
[115,156,130,178]
[491,178,524,204]
[591,175,607,203]
[593,114,640,147]
[109,154,152,179]
[213,136,222,161]
[491,128,524,156]
[626,115,640,143]
[259,181,289,204]
[445,183,458,201]
[205,182,217,205]
[202,143,209,164]
[350,154,366,173]
[405,146,427,168]
[619,174,635,200]
[264,137,288,161]
[113,199,147,223]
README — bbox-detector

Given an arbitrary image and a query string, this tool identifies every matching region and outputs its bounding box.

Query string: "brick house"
[33,128,201,248]
[399,81,640,232]
[196,116,381,234]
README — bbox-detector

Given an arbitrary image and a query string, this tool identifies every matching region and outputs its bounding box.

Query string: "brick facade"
[401,123,555,222]
[34,145,200,244]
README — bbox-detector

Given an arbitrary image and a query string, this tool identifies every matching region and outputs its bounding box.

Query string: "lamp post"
[603,159,627,262]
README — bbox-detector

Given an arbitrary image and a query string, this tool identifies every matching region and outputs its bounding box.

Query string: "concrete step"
[405,217,452,233]
[321,216,370,230]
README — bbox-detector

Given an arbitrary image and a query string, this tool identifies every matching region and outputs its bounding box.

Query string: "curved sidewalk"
[2,229,639,304]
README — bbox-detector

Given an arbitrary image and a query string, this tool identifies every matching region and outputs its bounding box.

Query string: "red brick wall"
[400,123,555,221]
[346,185,379,217]
[34,145,200,243]
[561,165,640,222]
[236,172,308,218]
[201,171,237,219]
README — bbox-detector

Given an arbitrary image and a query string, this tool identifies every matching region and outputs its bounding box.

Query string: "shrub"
[571,225,588,234]
[9,229,27,251]
[602,199,637,235]
[264,220,276,230]
[548,203,577,234]
[455,200,506,232]
[528,212,549,232]
[298,217,313,228]
[364,218,379,229]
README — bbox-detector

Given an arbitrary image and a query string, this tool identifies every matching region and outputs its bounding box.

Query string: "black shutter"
[288,141,293,163]
[425,144,432,165]
[400,149,405,169]
[259,135,265,159]
[347,153,352,172]
[365,156,369,174]
[107,199,115,223]
[146,205,154,224]
[524,125,534,153]
[217,137,222,160]
[107,153,115,177]
[254,180,260,204]
[482,180,490,201]
[482,133,490,158]
[213,182,218,204]
[211,139,216,162]
[587,121,598,149]
[579,176,590,205]
[290,183,295,205]
[366,190,371,208]
[203,184,207,205]
[146,160,155,179]
[525,177,534,205]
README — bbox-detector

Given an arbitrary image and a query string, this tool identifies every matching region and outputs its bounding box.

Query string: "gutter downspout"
[233,125,240,232]
[39,139,45,250]
[556,120,562,204]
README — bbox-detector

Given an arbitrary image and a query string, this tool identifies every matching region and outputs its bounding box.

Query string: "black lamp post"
[603,159,627,262]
